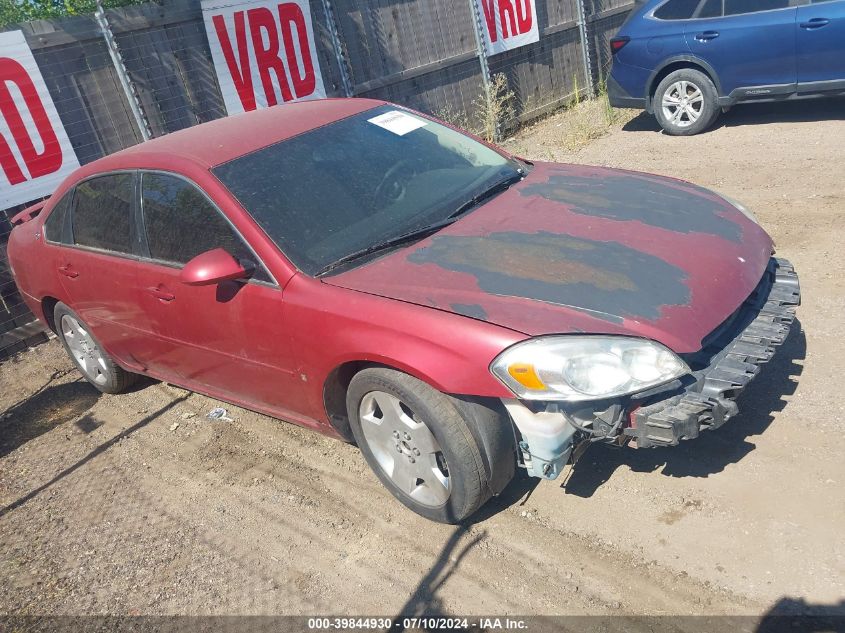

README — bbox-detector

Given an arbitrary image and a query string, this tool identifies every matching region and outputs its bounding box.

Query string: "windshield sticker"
[368,111,428,136]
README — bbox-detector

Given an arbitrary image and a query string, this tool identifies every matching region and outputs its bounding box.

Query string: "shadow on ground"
[393,524,488,625]
[757,597,845,633]
[471,469,541,524]
[0,377,99,459]
[0,387,183,519]
[0,374,154,459]
[623,98,845,134]
[563,321,806,498]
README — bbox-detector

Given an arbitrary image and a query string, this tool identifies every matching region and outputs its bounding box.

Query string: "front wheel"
[347,368,494,523]
[654,69,720,136]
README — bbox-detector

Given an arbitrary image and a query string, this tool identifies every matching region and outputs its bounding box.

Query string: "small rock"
[169,422,180,432]
[181,412,196,420]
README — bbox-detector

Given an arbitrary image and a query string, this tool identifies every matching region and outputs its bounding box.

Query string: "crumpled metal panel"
[632,259,800,448]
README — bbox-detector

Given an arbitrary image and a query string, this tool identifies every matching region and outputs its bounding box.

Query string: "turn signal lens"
[507,363,546,391]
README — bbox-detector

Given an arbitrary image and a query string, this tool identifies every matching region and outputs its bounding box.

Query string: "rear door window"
[658,0,799,18]
[140,172,272,283]
[723,0,792,15]
[71,174,134,254]
[696,0,723,17]
[655,0,702,19]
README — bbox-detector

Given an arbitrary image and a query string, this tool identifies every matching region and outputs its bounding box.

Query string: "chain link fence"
[0,0,635,359]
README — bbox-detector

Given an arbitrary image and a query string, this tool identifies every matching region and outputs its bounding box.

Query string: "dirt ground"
[1,99,844,621]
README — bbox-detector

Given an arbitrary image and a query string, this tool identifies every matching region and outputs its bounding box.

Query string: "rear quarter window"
[43,192,73,244]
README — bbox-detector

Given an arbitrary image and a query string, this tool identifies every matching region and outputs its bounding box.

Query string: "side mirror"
[180,248,249,286]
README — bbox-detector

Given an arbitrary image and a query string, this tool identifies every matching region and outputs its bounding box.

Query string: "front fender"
[284,276,525,422]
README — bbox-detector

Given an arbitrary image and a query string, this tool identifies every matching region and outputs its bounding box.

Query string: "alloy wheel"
[61,314,108,386]
[661,80,705,129]
[359,391,451,507]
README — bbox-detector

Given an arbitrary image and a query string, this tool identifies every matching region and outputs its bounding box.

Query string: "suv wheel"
[347,368,494,524]
[54,302,137,394]
[654,69,720,136]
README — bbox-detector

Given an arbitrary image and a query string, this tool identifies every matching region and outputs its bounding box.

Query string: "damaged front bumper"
[504,258,801,480]
[629,258,800,448]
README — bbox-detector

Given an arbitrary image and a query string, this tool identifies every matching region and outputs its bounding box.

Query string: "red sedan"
[8,99,800,523]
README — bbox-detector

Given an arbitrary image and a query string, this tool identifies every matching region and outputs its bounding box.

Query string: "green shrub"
[1,0,147,28]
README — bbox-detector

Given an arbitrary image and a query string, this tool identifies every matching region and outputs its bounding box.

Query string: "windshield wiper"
[316,223,450,277]
[316,169,524,277]
[445,170,524,222]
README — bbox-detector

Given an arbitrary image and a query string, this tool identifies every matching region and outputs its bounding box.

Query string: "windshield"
[212,105,521,276]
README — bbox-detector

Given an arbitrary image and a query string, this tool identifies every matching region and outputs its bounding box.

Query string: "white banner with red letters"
[0,30,80,209]
[475,0,540,56]
[202,0,326,116]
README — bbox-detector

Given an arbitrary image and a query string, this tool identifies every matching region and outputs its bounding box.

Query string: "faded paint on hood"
[324,163,774,353]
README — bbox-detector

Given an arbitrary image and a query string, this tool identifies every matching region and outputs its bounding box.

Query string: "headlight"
[719,193,759,225]
[491,336,690,402]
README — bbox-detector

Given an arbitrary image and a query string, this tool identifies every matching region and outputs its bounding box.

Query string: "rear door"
[684,0,799,96]
[51,172,158,370]
[133,171,305,414]
[796,0,845,87]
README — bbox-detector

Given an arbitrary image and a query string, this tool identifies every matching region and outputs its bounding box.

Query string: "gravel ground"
[1,99,843,621]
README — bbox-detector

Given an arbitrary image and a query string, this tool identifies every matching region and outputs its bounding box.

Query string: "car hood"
[324,162,774,353]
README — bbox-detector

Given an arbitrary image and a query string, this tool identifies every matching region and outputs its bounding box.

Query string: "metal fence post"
[467,0,496,139]
[320,0,354,97]
[575,0,595,98]
[94,0,152,141]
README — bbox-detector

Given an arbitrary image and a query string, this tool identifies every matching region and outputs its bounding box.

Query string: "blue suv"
[607,0,845,135]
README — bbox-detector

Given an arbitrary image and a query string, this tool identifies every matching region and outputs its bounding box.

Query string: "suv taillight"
[610,36,630,55]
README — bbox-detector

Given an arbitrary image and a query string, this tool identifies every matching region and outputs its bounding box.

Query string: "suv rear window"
[71,174,134,254]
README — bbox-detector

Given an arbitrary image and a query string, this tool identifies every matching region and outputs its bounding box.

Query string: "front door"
[685,2,799,96]
[796,0,845,88]
[133,171,304,415]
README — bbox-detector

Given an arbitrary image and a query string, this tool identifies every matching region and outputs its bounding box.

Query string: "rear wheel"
[654,69,720,136]
[347,368,493,523]
[54,302,137,394]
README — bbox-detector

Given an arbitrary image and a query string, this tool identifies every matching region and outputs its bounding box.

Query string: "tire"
[54,302,137,394]
[346,368,492,524]
[654,69,720,136]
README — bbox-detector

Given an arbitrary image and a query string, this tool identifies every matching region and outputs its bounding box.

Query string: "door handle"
[800,18,830,29]
[695,31,720,42]
[147,286,175,302]
[58,265,78,279]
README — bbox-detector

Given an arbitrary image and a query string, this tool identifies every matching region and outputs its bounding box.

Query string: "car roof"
[80,98,386,174]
